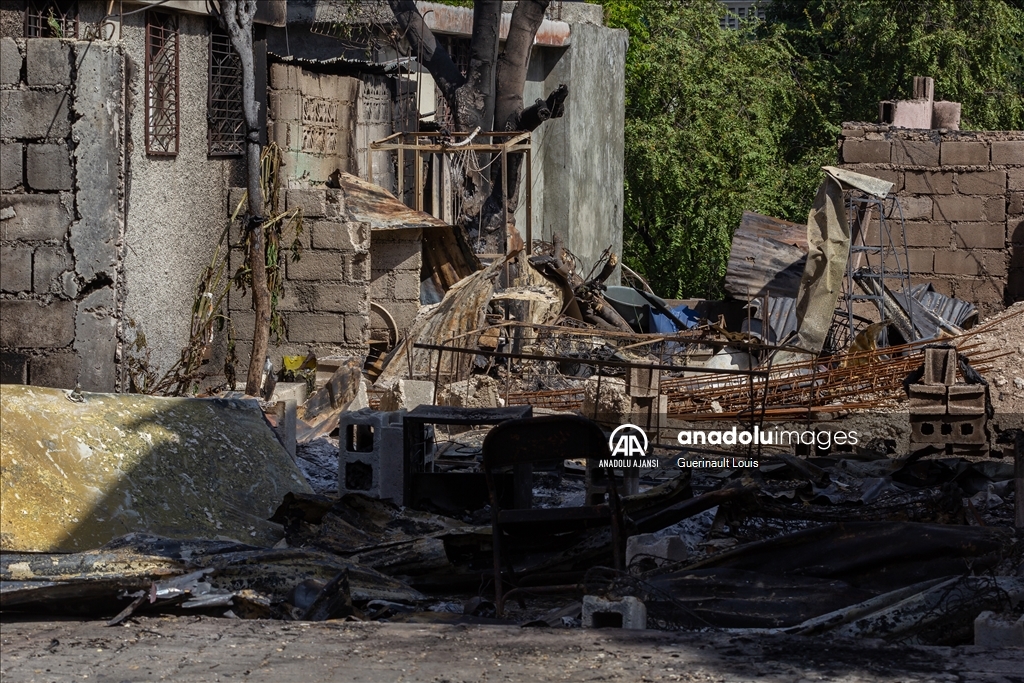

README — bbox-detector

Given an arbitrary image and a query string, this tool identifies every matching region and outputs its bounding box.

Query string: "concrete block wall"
[839,125,1023,315]
[228,187,371,366]
[268,62,358,183]
[369,228,422,341]
[0,37,123,390]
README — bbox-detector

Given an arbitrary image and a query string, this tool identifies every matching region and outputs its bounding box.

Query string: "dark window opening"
[208,25,244,156]
[146,11,179,156]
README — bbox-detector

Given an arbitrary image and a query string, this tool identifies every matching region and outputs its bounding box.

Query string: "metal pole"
[525,146,533,250]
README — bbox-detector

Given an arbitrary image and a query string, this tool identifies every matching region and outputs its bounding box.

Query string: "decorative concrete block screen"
[839,124,1024,315]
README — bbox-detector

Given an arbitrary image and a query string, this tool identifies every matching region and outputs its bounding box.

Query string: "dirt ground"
[2,616,1022,683]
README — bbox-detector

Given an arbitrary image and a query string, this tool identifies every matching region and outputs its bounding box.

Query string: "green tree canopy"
[604,0,1024,298]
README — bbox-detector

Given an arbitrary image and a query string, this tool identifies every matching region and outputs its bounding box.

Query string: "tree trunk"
[387,0,465,104]
[218,0,268,396]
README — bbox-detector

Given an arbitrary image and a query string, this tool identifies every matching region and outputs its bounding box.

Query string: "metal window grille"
[25,0,78,38]
[146,12,179,156]
[208,27,244,156]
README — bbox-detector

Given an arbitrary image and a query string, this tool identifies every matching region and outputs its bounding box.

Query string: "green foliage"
[605,0,824,297]
[604,0,1024,299]
[768,0,1024,132]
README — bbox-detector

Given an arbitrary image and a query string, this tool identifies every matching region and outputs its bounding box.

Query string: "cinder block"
[953,222,1005,249]
[956,170,1006,195]
[1,143,23,189]
[934,250,981,276]
[1,245,32,292]
[314,283,367,314]
[0,193,72,241]
[30,351,81,389]
[338,408,405,502]
[379,379,435,411]
[922,347,956,386]
[286,250,343,280]
[0,299,75,348]
[27,142,73,191]
[906,248,934,273]
[627,364,660,398]
[894,195,932,220]
[270,381,307,406]
[940,141,989,166]
[933,195,987,222]
[984,196,1006,221]
[370,239,420,271]
[392,270,421,299]
[1009,192,1023,216]
[947,385,986,415]
[1009,168,1024,192]
[904,170,953,194]
[1,37,22,84]
[344,312,368,344]
[310,220,357,250]
[582,596,646,630]
[269,63,298,90]
[26,38,72,85]
[0,90,70,139]
[284,313,344,344]
[982,250,1008,277]
[975,611,1024,648]
[0,351,28,384]
[626,533,687,571]
[286,188,327,217]
[841,139,891,164]
[957,277,1005,305]
[991,141,1024,166]
[269,90,301,122]
[325,188,346,218]
[908,383,946,412]
[345,252,371,283]
[904,222,950,248]
[893,140,940,167]
[32,245,70,292]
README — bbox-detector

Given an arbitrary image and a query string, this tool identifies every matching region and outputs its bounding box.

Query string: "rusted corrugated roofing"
[336,172,449,231]
[725,211,808,301]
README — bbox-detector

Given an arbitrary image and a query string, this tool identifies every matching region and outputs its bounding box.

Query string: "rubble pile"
[2,167,1022,649]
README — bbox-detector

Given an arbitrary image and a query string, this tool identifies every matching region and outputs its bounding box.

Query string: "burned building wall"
[839,125,1024,316]
[1,37,124,390]
[227,187,371,367]
[369,227,422,342]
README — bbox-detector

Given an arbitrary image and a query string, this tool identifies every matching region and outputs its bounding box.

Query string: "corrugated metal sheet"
[415,2,571,47]
[725,211,807,301]
[742,296,798,343]
[910,283,979,329]
[337,172,449,231]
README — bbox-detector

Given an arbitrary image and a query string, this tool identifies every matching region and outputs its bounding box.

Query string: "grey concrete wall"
[1,37,124,390]
[839,124,1024,316]
[118,12,244,380]
[517,23,626,280]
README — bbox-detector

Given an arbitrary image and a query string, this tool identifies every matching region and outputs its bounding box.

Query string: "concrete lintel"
[415,2,571,47]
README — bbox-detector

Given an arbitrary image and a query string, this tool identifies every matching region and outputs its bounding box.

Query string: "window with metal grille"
[25,0,78,38]
[146,12,179,156]
[208,27,244,156]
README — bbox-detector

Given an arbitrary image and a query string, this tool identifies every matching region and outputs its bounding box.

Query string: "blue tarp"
[648,304,698,333]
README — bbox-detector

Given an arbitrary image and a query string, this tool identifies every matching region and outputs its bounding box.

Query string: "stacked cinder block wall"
[369,228,422,342]
[839,125,1024,315]
[228,186,371,366]
[0,37,124,390]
